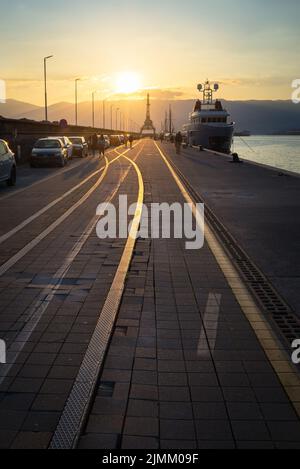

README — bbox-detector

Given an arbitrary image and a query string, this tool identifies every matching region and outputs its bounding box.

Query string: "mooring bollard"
[232,152,240,163]
[0,339,6,364]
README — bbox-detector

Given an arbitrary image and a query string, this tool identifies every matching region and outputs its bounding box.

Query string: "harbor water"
[232,135,300,175]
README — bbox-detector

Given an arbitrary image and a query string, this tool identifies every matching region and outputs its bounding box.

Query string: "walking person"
[175,131,183,155]
[98,134,106,159]
[92,133,98,157]
[128,134,134,149]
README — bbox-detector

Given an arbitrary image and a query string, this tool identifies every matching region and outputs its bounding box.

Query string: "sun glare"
[115,71,141,94]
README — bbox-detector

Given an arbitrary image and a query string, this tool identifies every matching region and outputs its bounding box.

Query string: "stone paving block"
[0,393,35,411]
[26,353,57,366]
[157,350,184,361]
[159,386,191,403]
[86,415,124,434]
[232,420,270,441]
[260,403,298,421]
[227,402,264,421]
[160,419,196,440]
[0,430,17,449]
[236,441,275,449]
[78,434,119,449]
[254,387,290,403]
[188,373,219,387]
[160,402,193,420]
[218,373,251,387]
[22,411,60,432]
[124,417,159,437]
[193,403,228,420]
[267,421,300,442]
[158,372,188,387]
[275,442,300,449]
[127,400,158,418]
[157,360,186,373]
[195,420,233,441]
[11,431,52,450]
[122,436,159,449]
[9,378,43,394]
[134,358,157,371]
[92,397,127,416]
[198,436,238,448]
[40,379,73,395]
[130,384,158,401]
[31,394,68,412]
[0,410,27,431]
[132,370,157,386]
[135,348,157,359]
[161,440,197,449]
[101,370,132,384]
[190,386,224,403]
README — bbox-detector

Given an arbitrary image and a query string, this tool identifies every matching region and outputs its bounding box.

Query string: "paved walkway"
[78,141,300,450]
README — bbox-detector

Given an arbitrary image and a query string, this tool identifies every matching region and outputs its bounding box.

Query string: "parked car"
[103,135,110,149]
[55,136,73,159]
[109,135,122,146]
[30,138,68,167]
[0,140,16,186]
[69,137,89,158]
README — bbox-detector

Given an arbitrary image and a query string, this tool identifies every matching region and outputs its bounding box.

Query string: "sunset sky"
[1,0,299,105]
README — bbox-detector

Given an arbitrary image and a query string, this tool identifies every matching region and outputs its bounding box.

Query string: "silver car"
[55,136,73,159]
[69,137,89,158]
[30,138,68,168]
[0,139,16,186]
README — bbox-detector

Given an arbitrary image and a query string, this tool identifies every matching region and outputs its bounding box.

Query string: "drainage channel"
[49,149,145,449]
[166,155,300,348]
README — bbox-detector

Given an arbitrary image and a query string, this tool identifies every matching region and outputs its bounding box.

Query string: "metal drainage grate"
[167,156,300,346]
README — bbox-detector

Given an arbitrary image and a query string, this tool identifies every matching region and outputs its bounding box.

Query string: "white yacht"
[184,80,234,153]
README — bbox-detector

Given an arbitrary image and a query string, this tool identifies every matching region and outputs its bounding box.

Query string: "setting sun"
[115,71,141,94]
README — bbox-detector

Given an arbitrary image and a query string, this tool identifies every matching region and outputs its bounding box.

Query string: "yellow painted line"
[50,144,145,449]
[0,143,141,278]
[0,145,134,246]
[154,140,300,416]
[0,147,143,386]
[0,145,125,202]
[0,165,106,246]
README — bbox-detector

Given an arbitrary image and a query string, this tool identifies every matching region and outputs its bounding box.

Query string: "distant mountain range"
[1,98,300,134]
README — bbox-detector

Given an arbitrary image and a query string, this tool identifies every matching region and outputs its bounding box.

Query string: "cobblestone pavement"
[0,145,141,449]
[0,140,299,449]
[78,140,300,450]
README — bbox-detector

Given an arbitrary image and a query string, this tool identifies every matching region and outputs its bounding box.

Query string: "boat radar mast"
[197,80,219,105]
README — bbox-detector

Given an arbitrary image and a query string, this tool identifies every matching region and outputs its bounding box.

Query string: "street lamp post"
[75,78,81,126]
[110,104,114,130]
[116,108,120,131]
[44,55,53,122]
[103,99,106,129]
[92,91,97,128]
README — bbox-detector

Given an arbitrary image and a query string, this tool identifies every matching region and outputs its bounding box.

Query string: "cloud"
[219,76,292,87]
[133,88,185,100]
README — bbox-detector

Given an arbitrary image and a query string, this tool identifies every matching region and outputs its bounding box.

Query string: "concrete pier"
[0,140,299,449]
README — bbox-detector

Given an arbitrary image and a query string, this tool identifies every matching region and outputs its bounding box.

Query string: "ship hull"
[187,124,234,154]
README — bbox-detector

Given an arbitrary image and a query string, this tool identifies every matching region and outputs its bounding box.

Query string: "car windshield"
[34,140,61,149]
[70,138,83,145]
